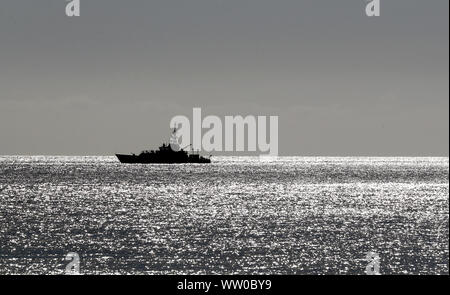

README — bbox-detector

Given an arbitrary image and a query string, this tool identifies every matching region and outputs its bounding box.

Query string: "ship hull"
[115,153,211,164]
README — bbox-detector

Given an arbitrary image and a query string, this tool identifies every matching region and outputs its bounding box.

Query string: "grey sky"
[0,0,448,156]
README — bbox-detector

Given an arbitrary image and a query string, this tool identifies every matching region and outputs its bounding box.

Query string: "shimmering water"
[0,156,448,275]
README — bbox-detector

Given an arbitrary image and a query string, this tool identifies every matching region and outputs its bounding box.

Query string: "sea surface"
[0,156,448,275]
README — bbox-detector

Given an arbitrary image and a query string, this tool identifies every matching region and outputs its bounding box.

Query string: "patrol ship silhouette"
[115,127,211,164]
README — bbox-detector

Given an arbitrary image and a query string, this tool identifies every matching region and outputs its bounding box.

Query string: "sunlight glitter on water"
[0,156,448,274]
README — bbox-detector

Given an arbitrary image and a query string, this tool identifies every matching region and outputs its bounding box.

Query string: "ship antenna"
[172,122,178,134]
[168,123,178,147]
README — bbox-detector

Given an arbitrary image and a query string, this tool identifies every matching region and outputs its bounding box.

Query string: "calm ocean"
[0,156,448,274]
